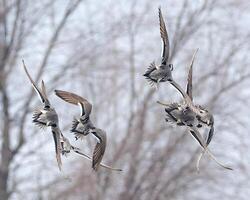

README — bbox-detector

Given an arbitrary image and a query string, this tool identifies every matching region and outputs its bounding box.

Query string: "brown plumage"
[159,7,170,65]
[22,60,50,108]
[52,127,63,171]
[186,50,196,101]
[55,90,109,171]
[157,50,232,171]
[143,8,173,88]
[54,90,92,118]
[22,60,62,171]
[55,90,94,138]
[91,128,107,171]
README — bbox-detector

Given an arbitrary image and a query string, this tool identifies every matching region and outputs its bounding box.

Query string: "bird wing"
[22,60,47,105]
[55,90,92,117]
[40,80,51,107]
[170,80,202,115]
[186,49,198,101]
[52,128,62,171]
[188,127,207,149]
[206,124,214,146]
[159,7,170,65]
[92,130,106,171]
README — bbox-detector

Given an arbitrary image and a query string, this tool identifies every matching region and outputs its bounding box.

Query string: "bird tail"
[72,148,122,172]
[189,129,232,171]
[200,147,233,171]
[196,126,215,171]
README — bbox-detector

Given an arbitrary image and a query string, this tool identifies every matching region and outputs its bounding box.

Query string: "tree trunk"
[0,81,11,200]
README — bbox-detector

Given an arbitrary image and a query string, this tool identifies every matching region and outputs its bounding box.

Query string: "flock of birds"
[22,7,232,174]
[143,8,232,171]
[22,60,122,172]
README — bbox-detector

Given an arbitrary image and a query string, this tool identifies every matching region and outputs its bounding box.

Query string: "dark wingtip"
[92,165,98,172]
[70,118,79,133]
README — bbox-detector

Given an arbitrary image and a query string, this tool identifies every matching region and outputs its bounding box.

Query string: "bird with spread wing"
[55,90,121,171]
[22,61,121,172]
[157,50,232,171]
[22,60,63,171]
[54,90,94,140]
[143,7,173,89]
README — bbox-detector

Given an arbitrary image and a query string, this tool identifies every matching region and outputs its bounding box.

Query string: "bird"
[22,60,63,171]
[175,49,214,147]
[23,62,121,172]
[157,51,232,171]
[160,49,214,129]
[143,7,173,89]
[54,90,95,140]
[159,50,212,128]
[54,90,107,171]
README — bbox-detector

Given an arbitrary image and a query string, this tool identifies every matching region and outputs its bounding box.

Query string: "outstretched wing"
[41,80,50,107]
[170,80,202,115]
[92,129,106,171]
[159,7,170,65]
[52,128,62,171]
[55,90,92,118]
[22,60,47,105]
[186,49,198,101]
[206,116,214,145]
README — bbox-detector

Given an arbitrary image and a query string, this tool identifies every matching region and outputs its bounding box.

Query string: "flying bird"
[54,90,95,140]
[161,49,214,129]
[157,51,232,171]
[22,60,63,170]
[22,61,121,172]
[55,90,108,171]
[143,7,173,89]
[159,50,212,127]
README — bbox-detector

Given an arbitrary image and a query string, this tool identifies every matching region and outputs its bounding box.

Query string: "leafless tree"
[1,0,250,200]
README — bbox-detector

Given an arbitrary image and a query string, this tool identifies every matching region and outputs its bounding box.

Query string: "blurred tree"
[1,0,250,200]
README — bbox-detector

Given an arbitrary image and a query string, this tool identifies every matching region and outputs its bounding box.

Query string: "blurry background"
[1,0,250,199]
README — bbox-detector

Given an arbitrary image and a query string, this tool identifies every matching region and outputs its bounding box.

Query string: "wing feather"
[55,90,92,117]
[92,130,106,171]
[22,60,45,104]
[159,7,170,65]
[186,49,198,101]
[52,129,62,171]
[41,80,51,107]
